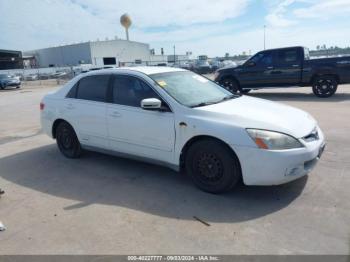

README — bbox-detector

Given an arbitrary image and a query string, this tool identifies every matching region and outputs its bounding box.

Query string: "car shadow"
[0,144,307,223]
[248,91,350,102]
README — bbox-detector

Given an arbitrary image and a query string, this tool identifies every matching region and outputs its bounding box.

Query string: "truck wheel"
[185,139,241,194]
[312,76,338,98]
[56,122,82,158]
[220,77,240,93]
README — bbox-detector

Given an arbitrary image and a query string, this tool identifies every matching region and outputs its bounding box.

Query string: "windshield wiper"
[220,94,239,101]
[190,101,218,108]
[190,95,238,108]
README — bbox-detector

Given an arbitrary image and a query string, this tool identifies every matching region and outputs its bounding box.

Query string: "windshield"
[150,71,237,107]
[0,74,10,79]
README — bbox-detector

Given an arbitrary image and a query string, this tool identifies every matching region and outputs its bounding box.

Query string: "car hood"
[195,96,316,138]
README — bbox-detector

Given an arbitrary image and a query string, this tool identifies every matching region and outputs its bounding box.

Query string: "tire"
[56,121,82,158]
[241,89,251,94]
[312,76,338,98]
[220,77,240,93]
[16,85,20,89]
[0,84,4,90]
[185,139,241,194]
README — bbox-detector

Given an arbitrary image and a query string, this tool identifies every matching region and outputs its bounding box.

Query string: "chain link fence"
[0,57,249,88]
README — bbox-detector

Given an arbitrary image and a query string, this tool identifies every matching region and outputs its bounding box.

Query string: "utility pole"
[173,45,176,66]
[263,25,266,50]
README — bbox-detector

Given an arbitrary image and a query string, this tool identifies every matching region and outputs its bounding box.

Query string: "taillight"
[40,102,45,111]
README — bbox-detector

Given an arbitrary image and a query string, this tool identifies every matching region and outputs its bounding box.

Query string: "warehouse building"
[23,39,150,68]
[0,49,23,70]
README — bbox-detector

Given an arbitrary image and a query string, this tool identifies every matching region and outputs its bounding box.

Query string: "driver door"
[238,51,276,87]
[106,74,175,163]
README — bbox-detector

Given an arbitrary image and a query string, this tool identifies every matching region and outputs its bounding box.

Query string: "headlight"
[246,129,304,150]
[213,70,220,80]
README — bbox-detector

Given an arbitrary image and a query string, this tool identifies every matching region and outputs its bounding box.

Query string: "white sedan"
[41,67,325,193]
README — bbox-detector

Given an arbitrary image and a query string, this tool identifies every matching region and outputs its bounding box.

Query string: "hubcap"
[222,80,238,93]
[59,127,73,150]
[316,79,335,95]
[195,152,223,182]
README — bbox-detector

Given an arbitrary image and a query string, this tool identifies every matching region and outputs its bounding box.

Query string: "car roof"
[84,66,186,77]
[261,46,305,52]
[123,66,186,75]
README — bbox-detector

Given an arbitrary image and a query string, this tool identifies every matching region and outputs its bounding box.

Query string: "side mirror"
[246,61,256,67]
[141,98,162,110]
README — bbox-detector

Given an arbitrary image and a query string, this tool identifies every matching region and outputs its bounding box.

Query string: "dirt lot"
[0,82,349,254]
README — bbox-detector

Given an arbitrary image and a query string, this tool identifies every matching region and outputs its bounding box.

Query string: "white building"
[24,39,150,68]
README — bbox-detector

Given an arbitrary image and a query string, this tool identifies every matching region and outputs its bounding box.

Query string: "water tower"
[120,13,132,41]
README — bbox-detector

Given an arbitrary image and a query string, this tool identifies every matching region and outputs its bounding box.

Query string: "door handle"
[110,111,121,118]
[292,64,299,67]
[271,71,282,74]
[267,66,274,70]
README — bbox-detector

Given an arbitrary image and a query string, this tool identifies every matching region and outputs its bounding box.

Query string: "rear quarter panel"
[303,56,350,84]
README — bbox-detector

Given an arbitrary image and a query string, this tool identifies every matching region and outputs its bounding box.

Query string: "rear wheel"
[56,122,82,158]
[185,139,241,194]
[312,76,338,98]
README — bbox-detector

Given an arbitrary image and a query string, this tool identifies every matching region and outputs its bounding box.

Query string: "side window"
[249,52,273,67]
[250,53,263,63]
[258,52,273,66]
[66,82,78,98]
[76,75,110,102]
[278,49,298,63]
[112,75,161,107]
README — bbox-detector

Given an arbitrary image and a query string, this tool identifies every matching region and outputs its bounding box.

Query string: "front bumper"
[232,127,325,186]
[4,81,20,87]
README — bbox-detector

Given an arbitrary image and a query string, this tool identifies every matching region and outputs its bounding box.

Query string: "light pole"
[263,25,266,50]
[173,45,176,66]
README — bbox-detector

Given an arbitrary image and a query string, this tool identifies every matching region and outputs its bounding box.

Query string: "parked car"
[25,74,39,81]
[220,60,237,68]
[41,67,325,193]
[0,74,21,89]
[193,60,212,74]
[51,71,68,78]
[38,73,51,80]
[178,61,193,70]
[214,46,350,97]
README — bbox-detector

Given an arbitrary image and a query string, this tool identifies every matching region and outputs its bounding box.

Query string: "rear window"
[278,49,298,63]
[76,75,110,102]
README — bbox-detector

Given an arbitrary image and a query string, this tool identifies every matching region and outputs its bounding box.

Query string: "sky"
[0,0,349,57]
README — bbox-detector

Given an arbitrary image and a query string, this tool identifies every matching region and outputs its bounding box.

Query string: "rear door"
[272,48,302,85]
[63,74,110,148]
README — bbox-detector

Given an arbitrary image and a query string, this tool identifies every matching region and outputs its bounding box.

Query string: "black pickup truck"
[214,46,350,97]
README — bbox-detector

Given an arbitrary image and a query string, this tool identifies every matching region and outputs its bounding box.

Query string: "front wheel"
[185,139,241,194]
[220,77,240,93]
[312,76,338,98]
[56,122,82,158]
